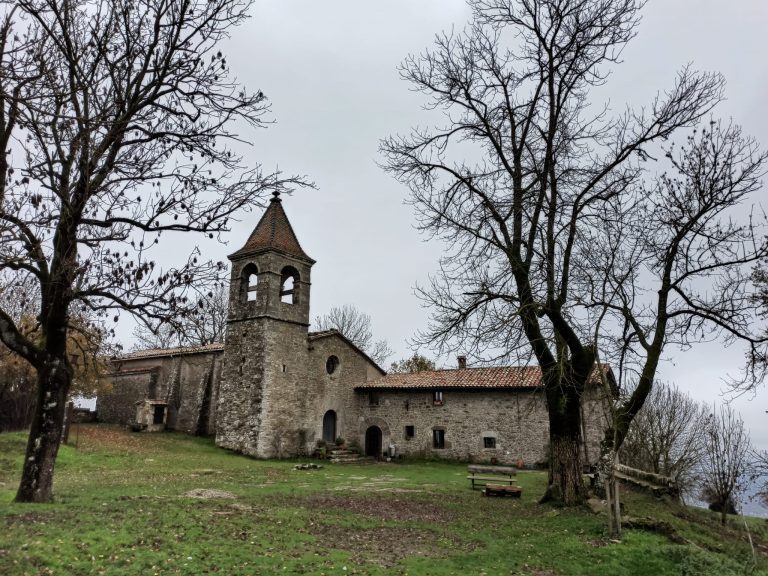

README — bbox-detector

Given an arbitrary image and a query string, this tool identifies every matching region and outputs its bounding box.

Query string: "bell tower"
[215,192,315,456]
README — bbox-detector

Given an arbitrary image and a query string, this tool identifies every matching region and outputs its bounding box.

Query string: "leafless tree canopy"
[314,304,392,366]
[700,405,752,525]
[620,382,707,497]
[0,0,309,502]
[131,281,228,349]
[754,262,768,375]
[381,0,766,507]
[588,121,768,403]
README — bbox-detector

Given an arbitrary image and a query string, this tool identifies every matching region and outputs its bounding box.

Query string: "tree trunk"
[538,393,582,504]
[15,358,70,503]
[543,433,584,504]
[598,449,621,539]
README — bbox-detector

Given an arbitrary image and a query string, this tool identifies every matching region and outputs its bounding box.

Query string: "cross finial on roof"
[271,191,281,202]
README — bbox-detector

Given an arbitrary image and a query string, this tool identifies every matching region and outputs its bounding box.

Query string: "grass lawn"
[0,425,765,575]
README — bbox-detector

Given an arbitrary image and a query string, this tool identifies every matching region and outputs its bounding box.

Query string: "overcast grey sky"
[122,1,768,444]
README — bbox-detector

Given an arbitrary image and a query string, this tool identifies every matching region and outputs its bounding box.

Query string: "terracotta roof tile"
[117,342,224,361]
[230,193,314,262]
[356,364,610,390]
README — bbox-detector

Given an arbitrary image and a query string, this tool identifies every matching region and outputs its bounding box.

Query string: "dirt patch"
[308,523,475,568]
[302,495,455,523]
[75,425,150,453]
[624,516,687,544]
[184,488,236,499]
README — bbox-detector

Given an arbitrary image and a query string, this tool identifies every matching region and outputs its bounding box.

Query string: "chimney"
[457,355,467,370]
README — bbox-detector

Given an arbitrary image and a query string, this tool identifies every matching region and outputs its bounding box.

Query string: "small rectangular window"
[405,425,415,439]
[483,436,496,449]
[433,429,445,449]
[433,390,444,406]
[368,391,380,406]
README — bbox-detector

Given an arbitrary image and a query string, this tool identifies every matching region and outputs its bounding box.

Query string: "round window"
[326,355,339,375]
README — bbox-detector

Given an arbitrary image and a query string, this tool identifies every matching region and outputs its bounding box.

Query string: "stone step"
[328,449,356,456]
[329,454,362,461]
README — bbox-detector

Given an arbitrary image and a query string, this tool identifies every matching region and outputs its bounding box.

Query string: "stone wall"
[97,368,157,425]
[580,382,613,465]
[216,238,316,457]
[215,316,384,458]
[304,334,384,451]
[355,385,610,467]
[215,320,267,454]
[98,350,222,434]
[253,318,313,458]
[168,353,223,434]
[227,252,313,327]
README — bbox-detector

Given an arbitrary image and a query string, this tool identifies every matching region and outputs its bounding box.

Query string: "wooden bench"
[467,464,517,490]
[482,484,522,498]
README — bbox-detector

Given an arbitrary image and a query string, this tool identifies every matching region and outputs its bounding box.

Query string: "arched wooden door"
[322,410,337,443]
[365,425,382,458]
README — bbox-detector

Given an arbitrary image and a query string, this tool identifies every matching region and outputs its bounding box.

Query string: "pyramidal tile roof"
[355,364,611,390]
[229,192,314,262]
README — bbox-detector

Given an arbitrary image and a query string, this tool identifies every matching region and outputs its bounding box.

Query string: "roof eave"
[228,245,315,264]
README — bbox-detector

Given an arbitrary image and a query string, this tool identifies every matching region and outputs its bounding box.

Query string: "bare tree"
[314,304,392,365]
[131,322,181,351]
[620,383,707,498]
[0,0,309,503]
[700,405,752,525]
[749,448,768,509]
[381,0,731,505]
[131,281,228,349]
[585,120,767,536]
[754,260,768,373]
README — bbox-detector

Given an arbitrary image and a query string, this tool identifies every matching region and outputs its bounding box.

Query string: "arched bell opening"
[241,263,259,303]
[280,266,300,304]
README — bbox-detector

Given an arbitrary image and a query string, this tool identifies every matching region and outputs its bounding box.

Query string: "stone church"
[98,194,611,466]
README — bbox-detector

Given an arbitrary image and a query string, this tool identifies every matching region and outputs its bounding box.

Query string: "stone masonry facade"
[354,368,611,466]
[98,194,611,466]
[97,344,223,435]
[356,389,551,466]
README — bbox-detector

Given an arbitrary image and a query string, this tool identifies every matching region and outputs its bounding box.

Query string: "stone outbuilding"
[98,193,612,465]
[97,343,224,435]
